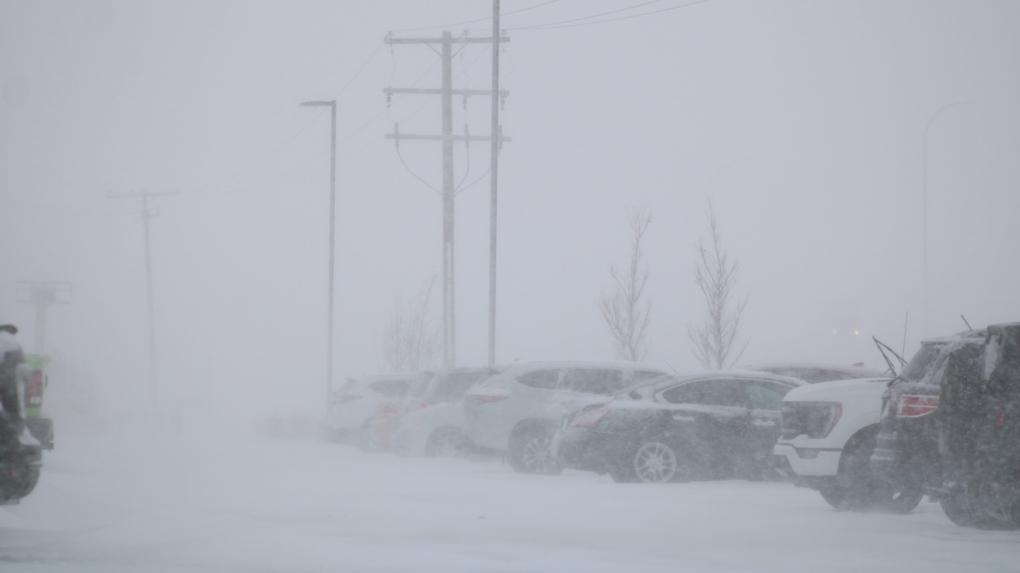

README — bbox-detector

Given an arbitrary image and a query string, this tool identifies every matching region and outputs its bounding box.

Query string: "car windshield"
[897,344,944,383]
[429,370,495,402]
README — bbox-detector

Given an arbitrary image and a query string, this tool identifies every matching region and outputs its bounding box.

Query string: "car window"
[744,380,792,410]
[515,369,561,390]
[898,345,944,383]
[630,370,668,385]
[661,379,747,407]
[406,372,435,398]
[562,368,626,395]
[370,379,412,396]
[430,370,494,402]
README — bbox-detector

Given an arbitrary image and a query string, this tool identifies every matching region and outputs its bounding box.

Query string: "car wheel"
[632,441,687,484]
[822,427,923,514]
[940,483,1019,530]
[425,428,470,458]
[357,419,381,453]
[508,426,562,475]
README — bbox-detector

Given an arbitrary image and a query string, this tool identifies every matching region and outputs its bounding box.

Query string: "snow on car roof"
[625,369,806,398]
[742,362,884,375]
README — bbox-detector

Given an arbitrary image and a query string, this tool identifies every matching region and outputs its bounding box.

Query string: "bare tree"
[600,207,653,362]
[686,203,749,369]
[382,277,441,373]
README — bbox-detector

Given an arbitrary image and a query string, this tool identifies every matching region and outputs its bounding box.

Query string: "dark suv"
[870,329,985,494]
[0,325,43,504]
[937,322,1020,529]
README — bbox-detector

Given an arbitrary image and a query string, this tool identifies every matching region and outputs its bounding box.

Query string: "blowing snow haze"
[1,0,1019,427]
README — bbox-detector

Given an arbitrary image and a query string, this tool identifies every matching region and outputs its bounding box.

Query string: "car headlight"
[781,402,842,439]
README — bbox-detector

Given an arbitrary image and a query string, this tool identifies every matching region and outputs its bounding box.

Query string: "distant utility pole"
[109,189,179,420]
[384,29,510,368]
[487,0,501,366]
[300,99,338,419]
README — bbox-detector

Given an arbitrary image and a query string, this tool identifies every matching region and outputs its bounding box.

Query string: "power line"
[391,0,562,33]
[513,0,665,29]
[510,0,710,31]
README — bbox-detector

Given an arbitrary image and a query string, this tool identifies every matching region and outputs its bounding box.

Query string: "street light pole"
[301,100,337,418]
[922,101,970,337]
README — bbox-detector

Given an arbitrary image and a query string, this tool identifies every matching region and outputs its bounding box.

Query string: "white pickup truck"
[773,377,924,512]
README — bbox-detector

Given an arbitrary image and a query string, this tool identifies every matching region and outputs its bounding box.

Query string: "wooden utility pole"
[384,31,510,368]
[488,0,501,366]
[109,189,179,420]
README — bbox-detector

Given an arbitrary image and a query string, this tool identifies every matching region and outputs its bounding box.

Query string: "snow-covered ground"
[2,434,1016,572]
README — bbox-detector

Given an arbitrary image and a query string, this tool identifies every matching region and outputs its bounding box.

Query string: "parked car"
[934,322,1020,529]
[327,372,417,446]
[463,361,668,474]
[365,370,436,451]
[554,371,803,483]
[0,324,43,504]
[390,366,507,457]
[773,376,923,512]
[870,329,987,499]
[743,362,885,384]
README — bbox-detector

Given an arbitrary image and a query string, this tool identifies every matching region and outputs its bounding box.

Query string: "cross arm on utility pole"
[385,36,510,45]
[384,87,509,98]
[385,133,511,143]
[108,189,181,199]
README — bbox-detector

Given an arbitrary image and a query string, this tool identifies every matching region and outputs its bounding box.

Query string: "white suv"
[463,361,667,474]
[773,377,924,512]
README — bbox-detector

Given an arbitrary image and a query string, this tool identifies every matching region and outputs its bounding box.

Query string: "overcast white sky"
[2,0,1019,423]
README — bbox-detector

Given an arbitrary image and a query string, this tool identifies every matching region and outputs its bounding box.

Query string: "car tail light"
[896,395,939,418]
[570,407,611,428]
[25,371,44,408]
[465,394,508,404]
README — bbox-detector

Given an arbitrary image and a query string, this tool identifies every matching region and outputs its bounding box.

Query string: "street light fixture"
[301,99,337,418]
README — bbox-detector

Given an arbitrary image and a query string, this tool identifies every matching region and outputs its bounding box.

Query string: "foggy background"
[2,0,1018,430]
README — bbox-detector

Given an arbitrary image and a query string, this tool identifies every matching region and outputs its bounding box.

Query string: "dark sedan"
[553,372,803,483]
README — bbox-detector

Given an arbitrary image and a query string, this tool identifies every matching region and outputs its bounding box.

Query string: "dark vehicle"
[870,329,986,497]
[553,372,803,483]
[937,322,1020,529]
[0,325,43,504]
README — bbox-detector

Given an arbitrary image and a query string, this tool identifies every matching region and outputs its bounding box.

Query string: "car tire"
[818,428,911,512]
[623,440,690,484]
[508,425,562,475]
[424,428,470,458]
[357,419,381,453]
[940,483,1019,530]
